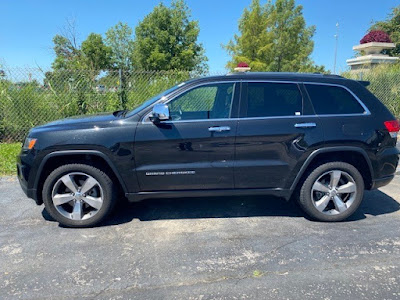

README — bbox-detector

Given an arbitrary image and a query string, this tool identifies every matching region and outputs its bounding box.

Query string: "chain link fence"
[342,69,400,119]
[0,68,399,142]
[0,68,211,142]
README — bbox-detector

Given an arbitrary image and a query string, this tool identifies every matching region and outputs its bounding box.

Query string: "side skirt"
[125,188,293,203]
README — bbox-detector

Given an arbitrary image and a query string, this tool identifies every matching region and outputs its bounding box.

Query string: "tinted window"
[245,82,303,117]
[168,83,234,121]
[305,84,365,115]
[127,83,183,117]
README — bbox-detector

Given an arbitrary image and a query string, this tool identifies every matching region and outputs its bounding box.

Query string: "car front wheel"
[42,164,116,227]
[298,162,364,222]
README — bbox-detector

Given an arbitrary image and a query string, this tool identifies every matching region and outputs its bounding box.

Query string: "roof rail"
[358,80,370,87]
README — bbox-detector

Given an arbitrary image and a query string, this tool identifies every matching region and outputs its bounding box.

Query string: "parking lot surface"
[1,164,400,299]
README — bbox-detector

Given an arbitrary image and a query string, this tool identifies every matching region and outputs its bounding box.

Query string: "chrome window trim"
[141,80,238,124]
[140,79,371,125]
[142,114,320,125]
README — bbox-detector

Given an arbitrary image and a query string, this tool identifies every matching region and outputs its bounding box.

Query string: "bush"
[360,30,392,44]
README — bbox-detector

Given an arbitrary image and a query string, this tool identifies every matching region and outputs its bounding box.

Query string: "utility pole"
[333,22,339,74]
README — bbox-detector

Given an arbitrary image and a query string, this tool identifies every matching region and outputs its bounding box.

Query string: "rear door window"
[244,82,303,117]
[305,84,366,115]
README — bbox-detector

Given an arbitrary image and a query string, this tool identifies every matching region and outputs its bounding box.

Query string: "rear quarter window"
[305,84,366,115]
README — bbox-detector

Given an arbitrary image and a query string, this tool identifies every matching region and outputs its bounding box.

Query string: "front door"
[134,82,239,191]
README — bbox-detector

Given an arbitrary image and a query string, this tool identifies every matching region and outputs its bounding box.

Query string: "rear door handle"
[208,126,231,132]
[295,122,317,129]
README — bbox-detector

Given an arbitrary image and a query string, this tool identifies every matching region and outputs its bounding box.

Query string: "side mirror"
[150,103,170,124]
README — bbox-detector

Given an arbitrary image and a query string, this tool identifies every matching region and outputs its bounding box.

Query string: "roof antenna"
[333,22,340,74]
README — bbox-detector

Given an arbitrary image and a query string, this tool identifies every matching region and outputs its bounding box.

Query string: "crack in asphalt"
[81,254,400,298]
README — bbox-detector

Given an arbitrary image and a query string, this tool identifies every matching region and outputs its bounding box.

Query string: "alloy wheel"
[311,170,357,215]
[51,172,104,221]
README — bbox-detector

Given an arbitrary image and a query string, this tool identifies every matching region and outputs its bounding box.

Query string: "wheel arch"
[290,147,374,193]
[34,150,128,204]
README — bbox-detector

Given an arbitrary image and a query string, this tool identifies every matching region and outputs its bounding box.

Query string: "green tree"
[132,0,208,72]
[51,34,81,70]
[370,5,400,56]
[52,33,111,73]
[81,33,112,71]
[105,22,135,70]
[225,0,326,73]
[105,22,136,109]
[50,29,114,114]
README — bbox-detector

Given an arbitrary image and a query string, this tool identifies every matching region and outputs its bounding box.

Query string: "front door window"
[168,83,235,121]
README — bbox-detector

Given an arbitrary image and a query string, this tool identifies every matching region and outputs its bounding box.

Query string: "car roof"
[186,72,349,85]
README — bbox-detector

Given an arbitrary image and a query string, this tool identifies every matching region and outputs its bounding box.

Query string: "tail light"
[384,120,400,138]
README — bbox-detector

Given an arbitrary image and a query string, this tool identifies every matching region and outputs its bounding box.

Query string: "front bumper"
[17,153,40,204]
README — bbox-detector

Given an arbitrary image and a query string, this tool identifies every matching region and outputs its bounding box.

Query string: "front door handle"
[208,126,231,132]
[294,122,317,129]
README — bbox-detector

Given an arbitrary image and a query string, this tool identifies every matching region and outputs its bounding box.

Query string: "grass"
[0,143,21,175]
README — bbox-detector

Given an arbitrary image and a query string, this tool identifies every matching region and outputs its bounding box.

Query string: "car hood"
[33,113,121,131]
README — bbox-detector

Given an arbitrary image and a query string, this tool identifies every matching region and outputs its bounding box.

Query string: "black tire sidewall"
[299,162,364,222]
[42,164,115,228]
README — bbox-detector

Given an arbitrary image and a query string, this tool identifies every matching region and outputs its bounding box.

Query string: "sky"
[1,0,399,74]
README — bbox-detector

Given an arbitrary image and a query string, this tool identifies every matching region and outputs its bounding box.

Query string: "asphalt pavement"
[1,153,400,299]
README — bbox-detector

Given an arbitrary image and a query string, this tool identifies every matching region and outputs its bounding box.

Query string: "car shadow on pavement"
[347,190,400,221]
[41,189,399,227]
[103,195,303,225]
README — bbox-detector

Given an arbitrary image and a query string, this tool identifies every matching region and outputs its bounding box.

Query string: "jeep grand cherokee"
[17,73,400,227]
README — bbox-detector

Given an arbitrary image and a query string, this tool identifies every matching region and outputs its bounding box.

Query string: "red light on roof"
[234,62,251,72]
[237,62,249,68]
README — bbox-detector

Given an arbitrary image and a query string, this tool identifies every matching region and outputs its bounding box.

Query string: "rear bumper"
[370,146,399,189]
[371,175,395,190]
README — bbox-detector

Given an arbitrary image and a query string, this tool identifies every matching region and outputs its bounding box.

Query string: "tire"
[298,162,364,222]
[42,164,117,228]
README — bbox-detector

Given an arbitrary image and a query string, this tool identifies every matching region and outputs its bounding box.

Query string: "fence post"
[118,68,122,108]
[118,68,127,110]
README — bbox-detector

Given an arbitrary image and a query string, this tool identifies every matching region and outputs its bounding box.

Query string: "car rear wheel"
[298,162,364,222]
[42,164,116,227]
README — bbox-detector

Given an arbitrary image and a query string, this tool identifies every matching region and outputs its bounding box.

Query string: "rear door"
[303,82,372,146]
[234,81,324,189]
[134,81,240,191]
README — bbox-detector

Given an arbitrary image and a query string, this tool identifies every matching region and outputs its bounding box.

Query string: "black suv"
[17,73,400,227]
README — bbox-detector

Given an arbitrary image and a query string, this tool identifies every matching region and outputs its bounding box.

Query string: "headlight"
[23,138,37,150]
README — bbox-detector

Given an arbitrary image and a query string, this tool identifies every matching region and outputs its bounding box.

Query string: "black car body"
[17,72,399,227]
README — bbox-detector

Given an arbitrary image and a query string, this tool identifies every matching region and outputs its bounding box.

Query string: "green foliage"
[0,70,193,142]
[342,63,400,118]
[105,22,135,70]
[0,143,21,175]
[0,80,58,141]
[52,29,111,74]
[81,33,112,71]
[225,0,326,73]
[51,34,81,70]
[48,30,114,111]
[133,0,208,72]
[370,5,400,56]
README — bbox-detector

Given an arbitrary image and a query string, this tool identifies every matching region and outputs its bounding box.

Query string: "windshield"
[126,83,184,117]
